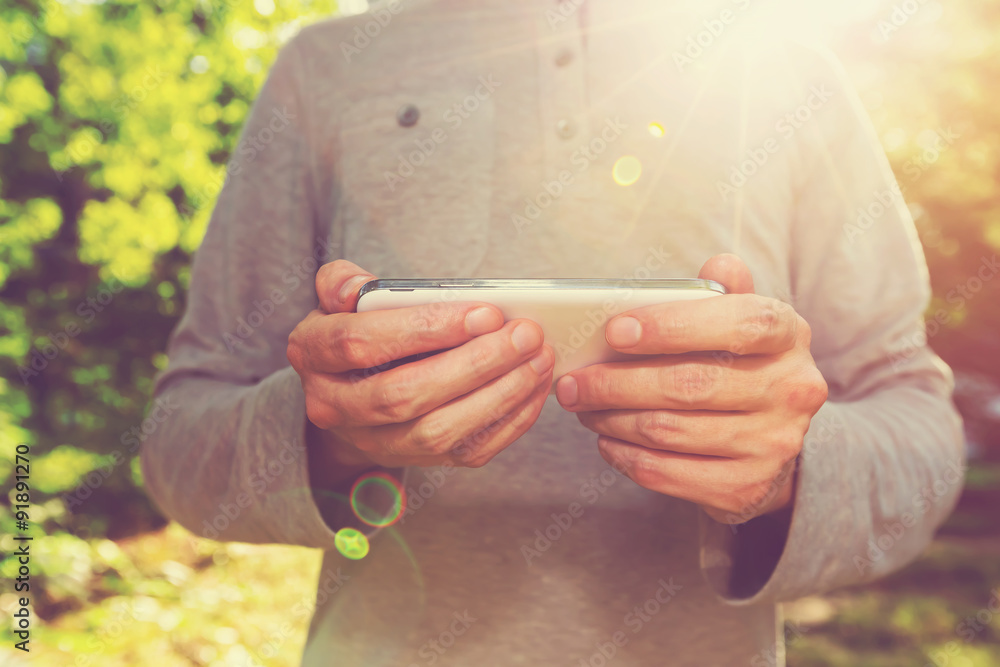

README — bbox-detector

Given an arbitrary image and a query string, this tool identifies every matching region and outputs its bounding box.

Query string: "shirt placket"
[537,0,591,181]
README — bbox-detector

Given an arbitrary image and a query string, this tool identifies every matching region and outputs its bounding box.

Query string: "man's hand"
[287,260,554,484]
[554,254,828,524]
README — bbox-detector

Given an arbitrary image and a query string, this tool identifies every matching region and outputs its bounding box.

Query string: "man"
[141,0,965,664]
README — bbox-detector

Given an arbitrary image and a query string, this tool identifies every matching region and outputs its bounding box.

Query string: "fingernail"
[512,322,542,354]
[607,316,641,347]
[556,375,578,407]
[339,275,372,304]
[465,307,503,337]
[529,348,554,375]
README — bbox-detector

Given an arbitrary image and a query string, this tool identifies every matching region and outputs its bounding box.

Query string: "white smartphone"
[356,278,726,390]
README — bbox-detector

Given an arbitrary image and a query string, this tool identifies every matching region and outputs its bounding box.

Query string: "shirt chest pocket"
[336,92,496,277]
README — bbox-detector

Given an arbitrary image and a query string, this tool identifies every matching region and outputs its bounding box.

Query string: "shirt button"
[396,104,420,127]
[554,50,574,67]
[556,118,576,139]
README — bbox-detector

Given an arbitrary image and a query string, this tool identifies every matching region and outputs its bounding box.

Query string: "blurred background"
[0,0,998,665]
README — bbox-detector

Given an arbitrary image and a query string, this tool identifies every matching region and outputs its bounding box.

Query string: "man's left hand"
[555,254,828,524]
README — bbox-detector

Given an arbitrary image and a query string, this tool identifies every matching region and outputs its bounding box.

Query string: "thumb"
[697,253,755,295]
[315,259,377,314]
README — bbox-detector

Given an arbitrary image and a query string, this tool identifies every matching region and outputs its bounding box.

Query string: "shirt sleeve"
[139,36,402,549]
[699,44,966,603]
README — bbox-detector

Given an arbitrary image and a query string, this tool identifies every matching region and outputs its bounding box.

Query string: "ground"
[5,462,999,666]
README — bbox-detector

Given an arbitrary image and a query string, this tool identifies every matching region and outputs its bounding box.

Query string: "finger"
[359,345,554,457]
[605,293,799,356]
[576,409,759,458]
[315,259,377,314]
[596,436,796,520]
[597,436,769,514]
[332,320,546,426]
[447,378,552,468]
[291,301,506,374]
[697,253,755,295]
[557,353,771,412]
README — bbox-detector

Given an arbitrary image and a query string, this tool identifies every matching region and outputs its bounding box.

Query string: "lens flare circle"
[350,472,406,527]
[335,528,370,560]
[612,155,642,186]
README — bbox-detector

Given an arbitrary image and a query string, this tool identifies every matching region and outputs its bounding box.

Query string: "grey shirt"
[140,1,966,665]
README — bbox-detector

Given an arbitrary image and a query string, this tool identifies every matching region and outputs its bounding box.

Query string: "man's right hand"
[287,260,554,477]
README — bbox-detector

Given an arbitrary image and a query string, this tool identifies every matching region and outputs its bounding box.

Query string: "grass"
[4,464,999,666]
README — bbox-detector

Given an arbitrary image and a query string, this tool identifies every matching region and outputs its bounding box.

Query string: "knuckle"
[773,428,804,462]
[637,411,679,444]
[670,363,713,404]
[469,344,498,378]
[742,296,779,342]
[286,333,304,370]
[370,381,416,422]
[808,369,829,407]
[331,326,372,368]
[790,367,829,412]
[410,418,448,453]
[627,451,661,489]
[304,397,338,430]
[795,314,813,349]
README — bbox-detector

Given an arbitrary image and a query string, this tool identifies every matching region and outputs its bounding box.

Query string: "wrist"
[306,422,377,490]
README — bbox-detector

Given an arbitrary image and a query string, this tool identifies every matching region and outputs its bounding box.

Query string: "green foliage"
[837,0,1000,382]
[1,0,999,662]
[0,0,338,626]
[786,539,1000,666]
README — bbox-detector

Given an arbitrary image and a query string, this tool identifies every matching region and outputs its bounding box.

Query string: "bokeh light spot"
[335,528,370,560]
[648,122,665,138]
[189,55,210,74]
[612,155,642,186]
[254,0,276,16]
